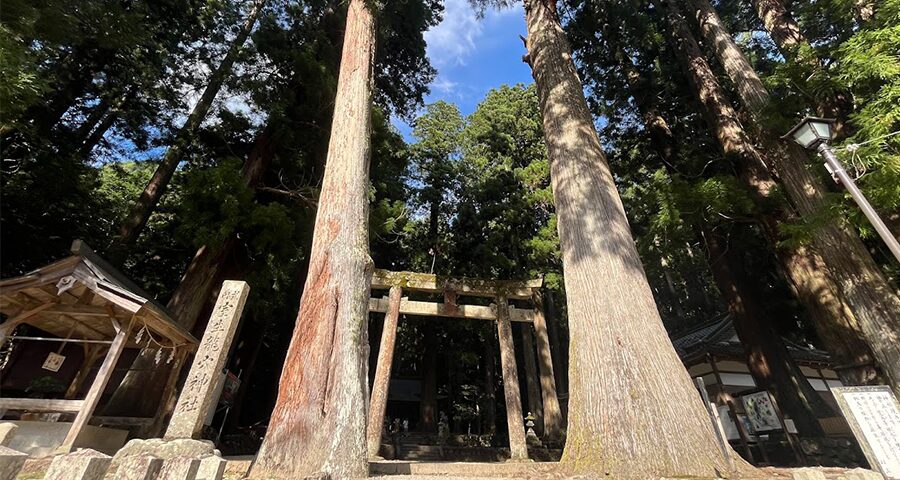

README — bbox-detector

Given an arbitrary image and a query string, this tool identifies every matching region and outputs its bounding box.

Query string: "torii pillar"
[366,286,402,458]
[532,289,563,440]
[495,296,528,461]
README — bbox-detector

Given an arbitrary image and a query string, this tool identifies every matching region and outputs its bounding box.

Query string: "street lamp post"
[784,116,900,263]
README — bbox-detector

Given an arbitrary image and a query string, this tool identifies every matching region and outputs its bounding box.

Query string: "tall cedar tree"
[113,0,267,251]
[521,0,751,475]
[605,18,833,435]
[684,0,880,385]
[249,0,375,476]
[681,0,900,395]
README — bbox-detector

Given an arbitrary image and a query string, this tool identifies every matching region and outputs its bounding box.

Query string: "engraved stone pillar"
[366,285,402,458]
[0,446,27,480]
[495,296,528,461]
[165,281,250,439]
[45,449,111,480]
[113,455,163,480]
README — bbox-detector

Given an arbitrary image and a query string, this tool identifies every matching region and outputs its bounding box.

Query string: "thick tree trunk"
[114,0,266,250]
[685,0,898,390]
[103,124,276,417]
[523,0,749,475]
[249,0,375,476]
[702,227,828,436]
[619,41,878,388]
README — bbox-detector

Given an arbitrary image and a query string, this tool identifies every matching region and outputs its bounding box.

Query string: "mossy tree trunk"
[523,0,750,475]
[248,0,375,476]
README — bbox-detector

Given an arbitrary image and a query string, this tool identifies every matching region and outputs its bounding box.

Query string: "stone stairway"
[398,444,444,461]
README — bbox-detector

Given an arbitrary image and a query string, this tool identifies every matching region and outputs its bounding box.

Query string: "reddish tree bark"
[249,0,376,476]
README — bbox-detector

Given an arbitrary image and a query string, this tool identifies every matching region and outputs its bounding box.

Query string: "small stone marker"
[158,456,201,480]
[45,448,111,480]
[0,446,27,480]
[166,280,250,439]
[196,455,227,480]
[0,424,17,447]
[113,454,163,480]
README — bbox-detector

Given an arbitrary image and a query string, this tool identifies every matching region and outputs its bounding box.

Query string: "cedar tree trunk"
[702,227,829,436]
[249,0,375,476]
[684,0,898,390]
[523,0,750,475]
[114,0,266,249]
[748,0,852,133]
[103,124,276,417]
[616,22,832,434]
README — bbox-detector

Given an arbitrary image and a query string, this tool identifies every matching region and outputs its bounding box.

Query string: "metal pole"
[818,142,900,263]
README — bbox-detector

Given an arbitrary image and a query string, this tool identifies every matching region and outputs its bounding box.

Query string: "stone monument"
[166,280,250,439]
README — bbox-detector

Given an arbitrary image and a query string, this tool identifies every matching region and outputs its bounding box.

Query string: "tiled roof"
[671,314,831,366]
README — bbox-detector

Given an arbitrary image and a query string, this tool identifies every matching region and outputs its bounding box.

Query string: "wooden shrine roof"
[0,240,198,349]
[672,314,831,367]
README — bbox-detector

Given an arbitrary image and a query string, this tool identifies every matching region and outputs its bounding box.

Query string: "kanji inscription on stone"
[165,280,250,439]
[833,386,900,479]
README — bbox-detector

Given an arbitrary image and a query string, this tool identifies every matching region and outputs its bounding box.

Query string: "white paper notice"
[835,387,900,479]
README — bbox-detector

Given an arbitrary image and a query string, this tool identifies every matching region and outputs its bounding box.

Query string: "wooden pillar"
[495,296,528,461]
[367,286,402,458]
[519,324,543,435]
[64,345,106,400]
[60,318,128,452]
[531,290,563,440]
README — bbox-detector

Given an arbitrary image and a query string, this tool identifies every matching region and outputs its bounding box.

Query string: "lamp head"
[782,116,836,149]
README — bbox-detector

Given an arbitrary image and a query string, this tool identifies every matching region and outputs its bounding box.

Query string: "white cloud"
[424,0,483,68]
[431,77,458,94]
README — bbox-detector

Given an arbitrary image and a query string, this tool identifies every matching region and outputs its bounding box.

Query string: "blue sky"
[393,1,533,140]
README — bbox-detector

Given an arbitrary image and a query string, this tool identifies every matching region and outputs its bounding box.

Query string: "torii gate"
[365,269,563,461]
